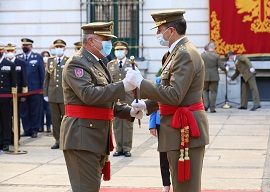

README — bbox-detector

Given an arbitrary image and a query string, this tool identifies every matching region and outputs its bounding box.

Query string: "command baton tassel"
[130,56,141,128]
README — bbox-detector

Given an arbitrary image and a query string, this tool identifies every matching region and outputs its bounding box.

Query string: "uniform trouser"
[241,76,261,108]
[0,102,12,145]
[41,99,52,130]
[49,102,64,144]
[113,117,133,152]
[20,94,41,134]
[203,81,218,111]
[63,150,105,192]
[156,124,171,187]
[167,146,205,192]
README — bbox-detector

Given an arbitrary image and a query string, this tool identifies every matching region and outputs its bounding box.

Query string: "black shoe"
[250,105,261,111]
[3,145,9,151]
[238,106,247,110]
[113,151,123,156]
[46,128,51,133]
[31,133,38,138]
[124,151,131,157]
[51,143,59,149]
[38,127,44,132]
[21,132,31,137]
[210,110,216,113]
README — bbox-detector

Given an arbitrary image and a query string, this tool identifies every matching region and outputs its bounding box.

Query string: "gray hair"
[208,42,215,50]
[82,34,95,44]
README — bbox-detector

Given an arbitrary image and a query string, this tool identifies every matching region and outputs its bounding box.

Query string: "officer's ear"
[63,47,67,51]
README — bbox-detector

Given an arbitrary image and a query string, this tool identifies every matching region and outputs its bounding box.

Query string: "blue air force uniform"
[17,38,45,137]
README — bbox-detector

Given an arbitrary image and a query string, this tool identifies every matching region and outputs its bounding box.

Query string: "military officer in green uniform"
[107,41,137,157]
[124,10,209,192]
[201,42,226,113]
[227,51,261,111]
[60,21,142,192]
[44,39,69,149]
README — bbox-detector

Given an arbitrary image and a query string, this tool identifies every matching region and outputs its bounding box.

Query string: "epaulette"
[179,44,186,51]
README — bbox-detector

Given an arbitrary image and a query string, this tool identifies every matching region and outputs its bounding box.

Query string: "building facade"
[0,0,268,103]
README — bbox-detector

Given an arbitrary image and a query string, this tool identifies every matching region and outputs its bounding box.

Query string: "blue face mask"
[55,48,64,56]
[51,49,56,56]
[95,39,112,57]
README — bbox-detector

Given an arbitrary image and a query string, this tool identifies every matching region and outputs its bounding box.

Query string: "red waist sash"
[159,100,204,137]
[65,104,114,120]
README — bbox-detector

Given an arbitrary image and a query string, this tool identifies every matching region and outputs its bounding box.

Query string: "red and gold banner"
[209,0,270,57]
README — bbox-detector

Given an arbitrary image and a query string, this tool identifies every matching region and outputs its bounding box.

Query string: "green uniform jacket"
[140,37,209,152]
[231,54,255,82]
[60,47,133,156]
[201,51,226,81]
[44,56,69,103]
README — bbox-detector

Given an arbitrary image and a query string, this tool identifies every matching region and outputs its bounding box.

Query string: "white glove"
[126,67,144,88]
[131,99,146,111]
[123,78,136,92]
[250,67,255,73]
[44,96,49,102]
[130,108,143,119]
[227,77,231,81]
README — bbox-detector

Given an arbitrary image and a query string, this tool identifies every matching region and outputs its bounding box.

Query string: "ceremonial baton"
[130,56,141,128]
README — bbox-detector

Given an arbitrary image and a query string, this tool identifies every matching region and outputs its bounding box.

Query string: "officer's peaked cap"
[53,39,66,47]
[74,41,82,48]
[81,21,117,38]
[5,42,17,51]
[150,9,186,30]
[113,41,128,50]
[21,38,34,45]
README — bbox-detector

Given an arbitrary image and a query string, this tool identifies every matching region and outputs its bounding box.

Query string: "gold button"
[0,81,3,83]
[119,78,121,81]
[57,75,59,77]
[1,75,3,77]
[119,74,121,76]
[90,124,93,127]
[56,80,59,82]
[0,87,3,89]
[56,85,59,87]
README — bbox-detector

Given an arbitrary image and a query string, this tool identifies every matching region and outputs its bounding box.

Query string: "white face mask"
[55,48,64,56]
[6,52,15,59]
[115,50,125,59]
[156,28,171,47]
[43,56,48,63]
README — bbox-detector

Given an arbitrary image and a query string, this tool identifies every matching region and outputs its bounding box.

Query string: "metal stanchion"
[6,92,27,155]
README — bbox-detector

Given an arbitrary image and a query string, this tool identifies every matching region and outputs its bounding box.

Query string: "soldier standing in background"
[74,41,82,52]
[5,42,28,142]
[227,51,261,111]
[44,39,68,149]
[107,41,136,157]
[0,42,17,151]
[17,38,45,138]
[201,42,226,113]
[40,51,52,133]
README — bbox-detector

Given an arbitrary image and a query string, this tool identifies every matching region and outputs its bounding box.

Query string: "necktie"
[58,58,61,64]
[25,55,28,61]
[119,61,123,70]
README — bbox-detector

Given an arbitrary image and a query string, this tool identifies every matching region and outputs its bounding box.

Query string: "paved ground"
[0,102,269,192]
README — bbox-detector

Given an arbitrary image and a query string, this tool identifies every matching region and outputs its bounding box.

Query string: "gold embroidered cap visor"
[21,38,34,45]
[150,9,186,30]
[54,39,66,47]
[81,21,117,38]
[5,42,17,51]
[113,41,128,50]
[74,41,82,48]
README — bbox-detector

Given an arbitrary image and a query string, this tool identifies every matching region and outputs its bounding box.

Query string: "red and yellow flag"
[209,0,270,57]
